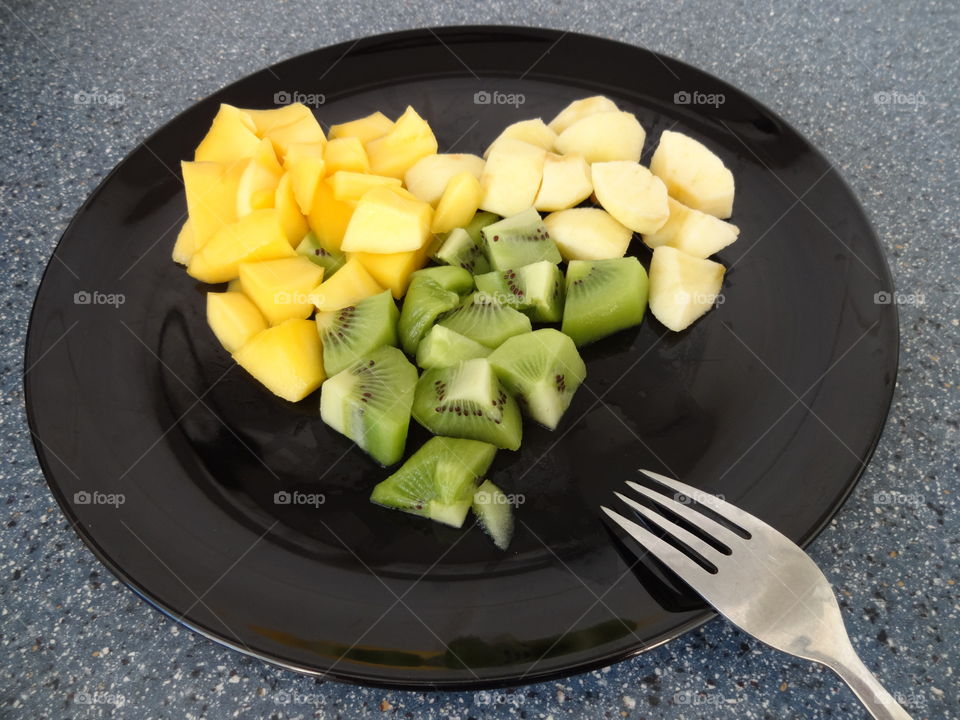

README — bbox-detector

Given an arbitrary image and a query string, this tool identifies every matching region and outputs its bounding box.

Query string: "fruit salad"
[173,96,740,550]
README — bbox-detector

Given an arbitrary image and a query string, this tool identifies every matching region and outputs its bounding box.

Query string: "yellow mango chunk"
[323,137,370,174]
[309,258,383,311]
[236,138,284,217]
[187,209,295,283]
[274,173,309,246]
[181,160,245,248]
[328,171,401,203]
[340,187,433,253]
[207,291,267,353]
[287,157,326,214]
[283,141,326,167]
[226,278,242,292]
[307,181,354,251]
[431,171,482,233]
[350,246,429,298]
[238,256,324,325]
[172,219,195,265]
[233,319,325,402]
[194,104,260,163]
[365,106,438,179]
[264,114,326,160]
[328,111,394,144]
[244,103,315,136]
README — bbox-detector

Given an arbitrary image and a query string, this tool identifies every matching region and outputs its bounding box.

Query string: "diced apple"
[207,291,267,352]
[172,219,195,265]
[263,113,326,160]
[543,208,633,261]
[194,104,260,163]
[648,246,725,331]
[555,111,645,163]
[310,257,383,311]
[350,246,429,298]
[591,161,669,234]
[486,119,556,156]
[181,160,244,248]
[244,103,315,135]
[533,153,592,211]
[366,106,438,179]
[187,209,295,283]
[324,137,370,174]
[432,172,482,234]
[404,154,485,206]
[649,130,735,218]
[238,256,324,325]
[340,187,433,253]
[478,138,546,217]
[236,138,284,217]
[233,319,325,402]
[328,111,394,143]
[286,156,326,215]
[307,180,353,251]
[548,96,619,134]
[643,197,739,258]
[328,171,401,203]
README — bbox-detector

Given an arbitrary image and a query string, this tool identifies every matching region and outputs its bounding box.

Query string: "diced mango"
[233,319,325,402]
[244,103,315,136]
[172,219,195,265]
[328,111,394,144]
[307,181,354,251]
[328,171,402,203]
[340,187,433,253]
[187,209,295,283]
[238,256,324,325]
[236,138,284,217]
[207,291,267,352]
[226,278,242,292]
[274,173,309,246]
[181,160,245,248]
[431,171,482,233]
[283,141,326,167]
[287,157,326,214]
[309,258,383,311]
[365,106,438,179]
[265,114,326,160]
[350,246,429,298]
[194,104,260,163]
[323,137,369,174]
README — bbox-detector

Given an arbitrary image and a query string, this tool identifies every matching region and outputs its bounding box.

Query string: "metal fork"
[603,470,912,720]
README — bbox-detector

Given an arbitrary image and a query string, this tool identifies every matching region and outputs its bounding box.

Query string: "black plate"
[25,26,898,688]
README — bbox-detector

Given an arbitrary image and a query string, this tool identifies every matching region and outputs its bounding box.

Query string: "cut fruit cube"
[561,257,649,346]
[643,197,739,258]
[543,208,633,261]
[431,171,482,234]
[328,111,394,144]
[408,265,474,294]
[320,345,417,466]
[349,245,429,298]
[591,161,669,234]
[206,291,267,353]
[296,231,346,277]
[366,106,439,179]
[555,111,645,163]
[370,436,497,527]
[194,104,260,163]
[315,290,399,376]
[437,292,532,349]
[548,95,619,134]
[238,256,324,325]
[236,138,283,217]
[488,328,586,430]
[486,119,556,156]
[340,187,433,253]
[649,130,735,218]
[245,103,316,136]
[472,479,515,550]
[187,209,296,283]
[181,159,245,248]
[533,153,593,212]
[233,318,325,402]
[274,172,309,246]
[263,113,326,160]
[323,137,370,174]
[474,260,565,323]
[648,245,725,331]
[309,257,384,312]
[480,208,561,271]
[404,153,485,205]
[328,171,401,203]
[416,325,491,370]
[478,138,546,217]
[307,180,354,251]
[431,211,497,275]
[412,358,523,450]
[172,219,196,265]
[283,141,326,168]
[398,276,461,356]
[286,156,326,215]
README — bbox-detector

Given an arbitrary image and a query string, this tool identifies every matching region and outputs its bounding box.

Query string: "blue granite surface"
[1,0,957,718]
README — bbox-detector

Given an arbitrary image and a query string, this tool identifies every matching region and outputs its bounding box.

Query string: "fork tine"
[601,506,710,591]
[625,481,745,550]
[639,469,759,536]
[614,491,725,567]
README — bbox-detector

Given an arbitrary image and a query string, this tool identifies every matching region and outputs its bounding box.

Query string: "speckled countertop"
[2,1,957,718]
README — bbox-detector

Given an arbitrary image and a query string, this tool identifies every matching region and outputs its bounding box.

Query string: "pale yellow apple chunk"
[478,138,546,217]
[485,119,556,156]
[404,154,484,205]
[543,208,632,261]
[649,130,735,218]
[555,111,646,163]
[591,161,669,234]
[643,197,739,257]
[648,246,726,332]
[548,96,619,134]
[534,154,593,212]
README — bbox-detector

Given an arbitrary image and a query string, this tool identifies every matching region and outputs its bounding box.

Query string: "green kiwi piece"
[472,479,514,550]
[480,208,562,271]
[296,231,347,276]
[561,257,649,346]
[474,260,565,322]
[398,277,460,356]
[412,358,523,450]
[416,325,491,370]
[436,292,532,349]
[431,212,498,274]
[408,265,475,294]
[319,346,417,466]
[315,290,399,376]
[370,436,497,527]
[488,328,586,430]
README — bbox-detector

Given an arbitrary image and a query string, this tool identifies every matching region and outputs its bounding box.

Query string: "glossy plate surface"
[25,27,898,688]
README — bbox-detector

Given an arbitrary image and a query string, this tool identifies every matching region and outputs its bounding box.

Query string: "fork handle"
[827,652,913,720]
